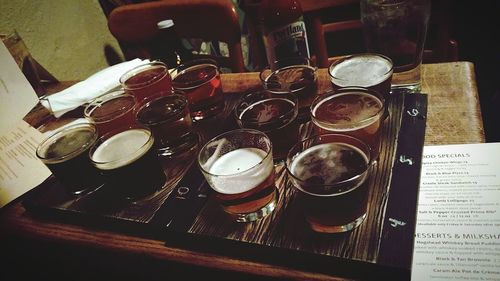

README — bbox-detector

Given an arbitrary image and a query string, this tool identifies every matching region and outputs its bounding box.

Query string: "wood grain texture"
[3,62,484,281]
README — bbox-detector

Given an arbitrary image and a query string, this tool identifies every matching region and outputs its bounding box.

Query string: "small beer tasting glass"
[36,123,103,195]
[260,57,318,122]
[310,87,385,160]
[286,133,373,233]
[198,129,278,222]
[234,89,299,162]
[84,90,137,137]
[120,60,173,104]
[89,126,166,202]
[328,53,393,101]
[171,58,224,121]
[135,92,198,156]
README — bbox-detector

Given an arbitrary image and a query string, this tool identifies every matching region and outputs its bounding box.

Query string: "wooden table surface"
[0,62,485,280]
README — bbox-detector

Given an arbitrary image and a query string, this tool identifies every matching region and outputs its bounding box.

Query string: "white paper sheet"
[0,120,51,208]
[0,40,38,134]
[412,143,500,281]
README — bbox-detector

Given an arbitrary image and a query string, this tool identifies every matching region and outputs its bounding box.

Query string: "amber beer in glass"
[36,123,103,195]
[286,134,373,233]
[328,53,393,100]
[198,129,277,222]
[235,89,299,162]
[120,61,173,104]
[89,126,166,201]
[171,59,224,121]
[311,87,385,158]
[84,90,137,137]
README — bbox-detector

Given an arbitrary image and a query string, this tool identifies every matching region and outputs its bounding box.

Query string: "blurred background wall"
[0,0,123,81]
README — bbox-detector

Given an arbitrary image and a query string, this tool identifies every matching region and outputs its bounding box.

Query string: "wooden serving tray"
[23,90,427,280]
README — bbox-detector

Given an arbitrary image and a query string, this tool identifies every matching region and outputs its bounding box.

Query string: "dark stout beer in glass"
[36,123,103,195]
[90,127,166,201]
[286,134,372,233]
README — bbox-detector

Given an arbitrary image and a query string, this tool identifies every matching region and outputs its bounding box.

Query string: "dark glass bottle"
[151,19,193,68]
[259,0,311,70]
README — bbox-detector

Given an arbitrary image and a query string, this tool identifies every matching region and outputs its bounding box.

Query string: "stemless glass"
[36,123,103,195]
[361,0,431,92]
[234,89,299,162]
[84,90,137,137]
[310,87,385,159]
[260,57,318,122]
[198,129,277,222]
[328,53,393,101]
[120,61,173,104]
[171,59,225,121]
[135,92,198,156]
[89,126,166,202]
[286,133,373,233]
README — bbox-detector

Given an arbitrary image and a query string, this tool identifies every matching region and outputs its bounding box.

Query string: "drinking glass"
[234,89,299,162]
[120,61,173,104]
[36,123,103,195]
[361,0,431,92]
[135,92,198,156]
[171,59,224,121]
[328,53,393,100]
[89,126,166,201]
[84,90,137,137]
[260,57,318,122]
[198,129,277,222]
[310,87,385,159]
[286,133,373,233]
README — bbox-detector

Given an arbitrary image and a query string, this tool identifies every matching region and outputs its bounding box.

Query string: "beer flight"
[36,53,394,234]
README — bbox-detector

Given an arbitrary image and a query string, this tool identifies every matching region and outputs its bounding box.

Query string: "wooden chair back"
[108,0,245,72]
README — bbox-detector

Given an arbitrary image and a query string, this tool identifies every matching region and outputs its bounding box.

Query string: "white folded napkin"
[41,58,150,118]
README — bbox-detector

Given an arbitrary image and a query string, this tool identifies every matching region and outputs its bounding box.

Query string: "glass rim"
[234,89,298,131]
[260,63,317,94]
[310,87,385,130]
[89,126,154,169]
[285,133,371,197]
[135,93,189,126]
[328,53,394,87]
[84,90,136,123]
[119,61,170,90]
[36,122,98,164]
[197,128,273,178]
[171,62,219,90]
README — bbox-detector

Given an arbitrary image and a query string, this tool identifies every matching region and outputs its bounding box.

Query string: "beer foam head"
[329,55,392,87]
[207,147,273,194]
[91,128,153,170]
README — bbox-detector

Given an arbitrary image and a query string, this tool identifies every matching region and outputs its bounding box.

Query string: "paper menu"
[0,120,51,208]
[412,143,500,281]
[0,40,39,134]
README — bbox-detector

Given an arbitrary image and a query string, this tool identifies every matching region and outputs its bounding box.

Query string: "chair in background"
[302,0,459,68]
[107,0,246,72]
